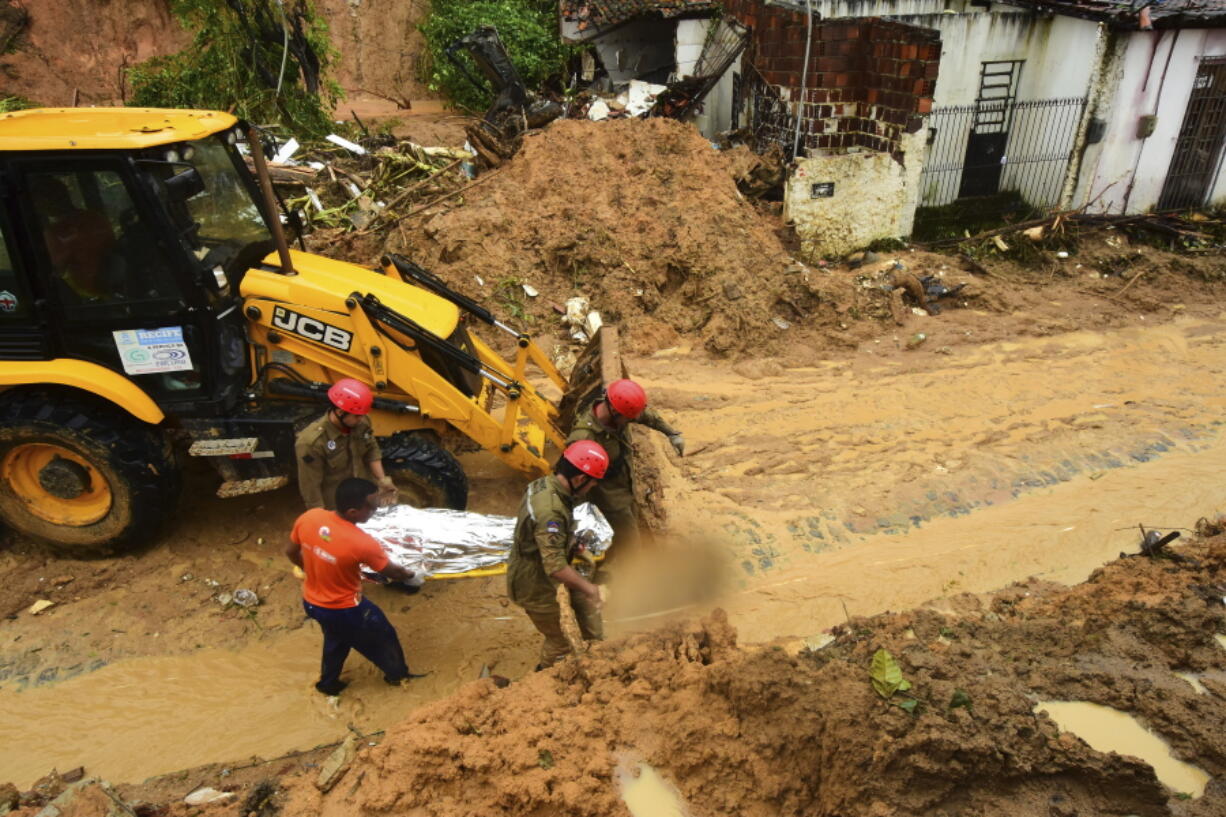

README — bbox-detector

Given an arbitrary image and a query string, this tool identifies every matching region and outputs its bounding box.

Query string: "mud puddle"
[0,576,537,788]
[1035,701,1210,797]
[617,759,691,817]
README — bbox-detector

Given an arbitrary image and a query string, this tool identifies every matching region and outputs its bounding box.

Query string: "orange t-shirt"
[291,508,389,609]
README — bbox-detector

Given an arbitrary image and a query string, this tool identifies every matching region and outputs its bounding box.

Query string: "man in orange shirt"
[286,477,419,695]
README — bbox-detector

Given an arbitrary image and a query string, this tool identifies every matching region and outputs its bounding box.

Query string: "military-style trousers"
[303,598,409,693]
[590,471,639,550]
[522,592,603,668]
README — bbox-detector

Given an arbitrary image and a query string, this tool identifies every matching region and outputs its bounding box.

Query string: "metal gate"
[1158,58,1226,211]
[919,97,1086,209]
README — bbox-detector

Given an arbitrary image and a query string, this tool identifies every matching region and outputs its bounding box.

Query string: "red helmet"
[327,378,373,415]
[606,379,647,420]
[563,440,609,479]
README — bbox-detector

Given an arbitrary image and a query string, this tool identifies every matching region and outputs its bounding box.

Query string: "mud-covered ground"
[7,533,1225,817]
[2,224,1226,803]
[275,532,1226,817]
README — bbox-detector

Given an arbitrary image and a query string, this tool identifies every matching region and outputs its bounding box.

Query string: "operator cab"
[0,110,277,415]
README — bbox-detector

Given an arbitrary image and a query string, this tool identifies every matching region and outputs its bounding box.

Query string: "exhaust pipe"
[246,125,296,276]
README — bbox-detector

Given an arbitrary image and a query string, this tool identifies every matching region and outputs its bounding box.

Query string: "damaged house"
[564,0,1226,256]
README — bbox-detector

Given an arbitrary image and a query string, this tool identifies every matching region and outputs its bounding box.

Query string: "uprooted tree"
[127,0,340,137]
[419,0,568,113]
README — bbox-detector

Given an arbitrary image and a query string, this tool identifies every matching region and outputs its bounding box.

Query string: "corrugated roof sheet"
[561,0,719,31]
[998,0,1226,29]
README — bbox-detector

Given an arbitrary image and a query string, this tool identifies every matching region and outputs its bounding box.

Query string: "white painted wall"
[785,128,928,256]
[590,18,676,85]
[881,12,1098,105]
[1078,28,1226,213]
[675,19,706,77]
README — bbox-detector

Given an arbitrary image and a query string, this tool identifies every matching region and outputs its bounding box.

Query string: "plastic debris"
[623,80,668,116]
[522,284,539,298]
[588,99,610,121]
[325,133,367,155]
[272,137,300,164]
[233,589,260,608]
[905,332,928,350]
[185,788,235,806]
[28,599,54,615]
[772,317,791,330]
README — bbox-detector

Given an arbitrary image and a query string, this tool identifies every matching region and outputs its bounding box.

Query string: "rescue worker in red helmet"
[565,378,683,549]
[295,378,397,510]
[507,440,610,669]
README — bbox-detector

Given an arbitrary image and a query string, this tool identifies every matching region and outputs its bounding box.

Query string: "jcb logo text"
[271,306,353,352]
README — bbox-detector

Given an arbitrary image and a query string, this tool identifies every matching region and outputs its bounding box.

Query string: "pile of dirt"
[386,117,804,356]
[275,535,1226,817]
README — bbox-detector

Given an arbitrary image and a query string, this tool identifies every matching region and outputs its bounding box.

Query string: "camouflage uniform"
[566,403,675,549]
[295,413,383,510]
[507,475,602,668]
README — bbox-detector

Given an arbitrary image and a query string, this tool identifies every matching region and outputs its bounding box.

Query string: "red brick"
[901,44,918,60]
[924,60,939,80]
[818,56,847,73]
[898,61,913,78]
[917,97,933,114]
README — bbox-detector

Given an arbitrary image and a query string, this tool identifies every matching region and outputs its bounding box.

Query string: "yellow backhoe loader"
[0,107,618,552]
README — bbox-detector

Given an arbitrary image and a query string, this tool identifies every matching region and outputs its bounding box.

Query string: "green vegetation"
[912,190,1042,243]
[419,0,568,113]
[127,0,340,137]
[0,96,36,113]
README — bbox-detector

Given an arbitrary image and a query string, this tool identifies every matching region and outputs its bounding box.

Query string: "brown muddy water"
[2,317,1225,787]
[1034,701,1211,797]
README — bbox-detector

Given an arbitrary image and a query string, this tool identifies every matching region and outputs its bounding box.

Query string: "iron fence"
[918,97,1087,210]
[1158,59,1226,211]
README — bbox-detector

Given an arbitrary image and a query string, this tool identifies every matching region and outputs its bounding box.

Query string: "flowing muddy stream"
[2,316,1225,787]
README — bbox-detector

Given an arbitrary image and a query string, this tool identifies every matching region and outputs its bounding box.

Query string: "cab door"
[13,157,214,408]
[0,204,50,361]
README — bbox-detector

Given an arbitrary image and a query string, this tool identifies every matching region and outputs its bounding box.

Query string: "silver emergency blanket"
[359,502,613,578]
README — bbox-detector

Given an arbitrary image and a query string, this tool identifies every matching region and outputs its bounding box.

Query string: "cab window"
[0,219,32,320]
[24,166,186,319]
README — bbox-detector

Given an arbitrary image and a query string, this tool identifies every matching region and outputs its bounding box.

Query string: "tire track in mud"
[628,317,1226,642]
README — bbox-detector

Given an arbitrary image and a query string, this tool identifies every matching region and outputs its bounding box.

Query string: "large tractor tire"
[0,390,181,553]
[380,431,467,510]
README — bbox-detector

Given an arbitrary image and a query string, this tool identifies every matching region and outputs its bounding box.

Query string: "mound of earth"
[387,117,803,356]
[277,533,1226,817]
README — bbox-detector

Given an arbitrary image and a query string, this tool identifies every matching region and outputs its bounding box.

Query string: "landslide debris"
[279,534,1226,817]
[389,117,804,356]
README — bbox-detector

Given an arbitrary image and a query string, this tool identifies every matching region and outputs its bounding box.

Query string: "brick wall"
[722,0,940,157]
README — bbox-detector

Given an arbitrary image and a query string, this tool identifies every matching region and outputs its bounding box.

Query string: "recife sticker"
[112,326,195,376]
[0,290,17,312]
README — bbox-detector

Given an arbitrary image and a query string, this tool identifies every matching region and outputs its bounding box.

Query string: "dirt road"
[2,311,1225,789]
